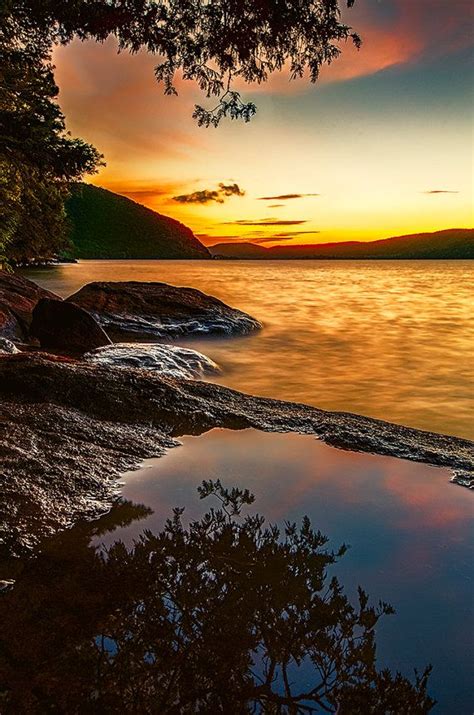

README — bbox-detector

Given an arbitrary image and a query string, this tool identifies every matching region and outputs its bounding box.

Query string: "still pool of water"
[23,259,474,439]
[4,430,471,711]
[100,429,473,712]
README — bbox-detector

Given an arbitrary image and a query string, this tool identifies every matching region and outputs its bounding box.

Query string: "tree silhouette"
[4,0,361,127]
[0,11,102,263]
[0,482,434,713]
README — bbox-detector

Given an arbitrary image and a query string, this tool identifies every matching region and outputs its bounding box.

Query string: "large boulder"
[30,298,111,354]
[0,271,59,342]
[66,281,262,341]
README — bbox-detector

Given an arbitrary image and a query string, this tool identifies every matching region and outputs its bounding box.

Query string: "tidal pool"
[93,429,473,713]
[2,430,472,712]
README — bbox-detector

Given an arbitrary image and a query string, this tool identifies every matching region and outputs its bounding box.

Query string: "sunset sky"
[54,0,474,247]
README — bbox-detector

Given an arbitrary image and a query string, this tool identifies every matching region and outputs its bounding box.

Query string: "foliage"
[0,11,102,263]
[0,481,434,713]
[5,0,361,127]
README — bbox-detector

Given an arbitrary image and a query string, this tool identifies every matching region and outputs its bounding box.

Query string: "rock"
[66,281,262,341]
[0,271,59,342]
[451,470,474,489]
[0,338,19,354]
[30,298,111,354]
[1,353,473,557]
[85,342,220,380]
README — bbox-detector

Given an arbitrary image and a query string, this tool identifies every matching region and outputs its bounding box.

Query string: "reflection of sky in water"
[96,429,474,713]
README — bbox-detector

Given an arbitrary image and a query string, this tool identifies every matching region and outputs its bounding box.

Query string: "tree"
[0,482,434,713]
[0,11,102,264]
[5,0,361,127]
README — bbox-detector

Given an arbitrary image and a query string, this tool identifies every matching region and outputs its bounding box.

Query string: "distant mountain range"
[65,184,210,259]
[209,229,474,260]
[65,186,473,262]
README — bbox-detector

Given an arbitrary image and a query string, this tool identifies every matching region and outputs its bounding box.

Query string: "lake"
[9,259,474,711]
[24,258,474,439]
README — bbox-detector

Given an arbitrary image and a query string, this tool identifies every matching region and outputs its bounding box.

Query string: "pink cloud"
[238,0,474,94]
[54,39,205,162]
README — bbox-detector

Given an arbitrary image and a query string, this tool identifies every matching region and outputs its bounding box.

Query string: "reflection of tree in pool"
[0,482,434,713]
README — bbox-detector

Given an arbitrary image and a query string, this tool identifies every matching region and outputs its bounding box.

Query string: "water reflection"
[95,430,474,713]
[0,485,434,713]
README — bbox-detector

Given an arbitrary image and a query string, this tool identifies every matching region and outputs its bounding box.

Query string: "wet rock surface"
[1,353,472,558]
[31,298,111,354]
[0,397,176,558]
[85,342,220,379]
[0,338,19,354]
[0,272,59,342]
[66,281,262,340]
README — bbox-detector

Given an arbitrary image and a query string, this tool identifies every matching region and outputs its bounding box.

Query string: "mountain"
[65,184,210,260]
[210,229,474,260]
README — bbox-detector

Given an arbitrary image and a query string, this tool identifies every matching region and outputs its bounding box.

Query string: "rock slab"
[1,353,473,557]
[85,342,220,379]
[67,281,262,341]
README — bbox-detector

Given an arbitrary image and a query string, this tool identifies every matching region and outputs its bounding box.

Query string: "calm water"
[23,259,474,439]
[3,430,472,711]
[96,430,473,712]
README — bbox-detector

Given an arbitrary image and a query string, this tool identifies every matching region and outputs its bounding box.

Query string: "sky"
[54,0,474,247]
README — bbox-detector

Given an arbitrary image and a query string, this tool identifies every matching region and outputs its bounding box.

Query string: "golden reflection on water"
[24,259,474,438]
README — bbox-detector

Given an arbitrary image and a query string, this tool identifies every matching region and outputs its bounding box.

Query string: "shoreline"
[1,352,473,560]
[1,271,472,561]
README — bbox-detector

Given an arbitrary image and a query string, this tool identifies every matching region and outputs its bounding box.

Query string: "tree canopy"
[0,10,102,264]
[0,481,434,713]
[6,0,361,126]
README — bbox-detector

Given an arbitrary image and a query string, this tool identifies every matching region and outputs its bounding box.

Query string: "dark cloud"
[268,204,285,208]
[218,183,245,197]
[273,230,320,237]
[174,190,222,204]
[423,190,459,194]
[224,218,307,226]
[257,193,320,200]
[173,183,245,204]
[197,227,319,246]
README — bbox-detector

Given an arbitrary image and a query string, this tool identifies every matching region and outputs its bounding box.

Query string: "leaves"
[0,12,102,263]
[7,0,362,126]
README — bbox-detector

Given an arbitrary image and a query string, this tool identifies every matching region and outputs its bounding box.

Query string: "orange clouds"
[53,38,205,166]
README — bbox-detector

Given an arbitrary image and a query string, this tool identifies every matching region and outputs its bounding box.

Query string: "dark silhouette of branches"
[4,0,361,126]
[0,482,434,713]
[0,1,361,260]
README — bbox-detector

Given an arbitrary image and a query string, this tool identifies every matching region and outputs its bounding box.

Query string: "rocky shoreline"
[1,272,473,559]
